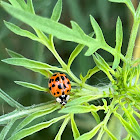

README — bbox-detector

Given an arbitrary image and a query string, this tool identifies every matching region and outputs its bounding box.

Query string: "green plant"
[0,0,140,139]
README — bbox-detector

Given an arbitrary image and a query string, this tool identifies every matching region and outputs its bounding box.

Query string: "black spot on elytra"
[49,79,51,83]
[51,79,54,82]
[57,92,59,94]
[54,93,56,95]
[62,91,65,95]
[52,84,55,87]
[67,81,70,84]
[61,76,65,80]
[67,90,70,92]
[49,87,51,90]
[58,84,62,89]
[63,84,66,89]
[53,73,57,76]
[55,77,59,81]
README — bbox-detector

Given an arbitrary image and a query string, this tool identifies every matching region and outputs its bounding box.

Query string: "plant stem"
[125,18,139,62]
[67,70,98,91]
[96,98,116,140]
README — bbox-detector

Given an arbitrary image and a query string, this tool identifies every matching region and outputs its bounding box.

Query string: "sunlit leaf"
[5,49,53,77]
[27,0,35,14]
[90,15,105,42]
[66,95,99,107]
[71,114,80,139]
[1,1,111,57]
[14,106,59,134]
[2,58,61,71]
[4,21,41,42]
[59,105,102,114]
[114,112,140,140]
[108,0,135,17]
[104,127,117,140]
[112,17,123,69]
[91,111,100,124]
[76,122,103,140]
[6,48,24,58]
[54,115,70,140]
[51,0,62,22]
[0,119,15,140]
[8,0,21,9]
[136,3,140,22]
[0,89,24,109]
[68,32,94,68]
[80,66,100,83]
[14,81,48,92]
[8,114,68,140]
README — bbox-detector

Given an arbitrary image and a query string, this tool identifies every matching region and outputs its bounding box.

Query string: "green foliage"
[0,0,140,139]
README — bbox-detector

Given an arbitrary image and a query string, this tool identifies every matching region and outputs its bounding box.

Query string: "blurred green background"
[0,0,135,139]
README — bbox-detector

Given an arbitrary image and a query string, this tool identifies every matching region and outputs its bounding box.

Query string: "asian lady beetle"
[48,73,71,105]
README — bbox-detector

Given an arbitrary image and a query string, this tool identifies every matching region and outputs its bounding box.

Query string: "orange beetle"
[48,73,71,105]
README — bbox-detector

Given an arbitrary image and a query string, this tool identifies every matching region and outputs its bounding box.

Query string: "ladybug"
[48,73,71,105]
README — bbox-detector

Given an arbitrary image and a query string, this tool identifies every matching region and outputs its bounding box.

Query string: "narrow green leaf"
[116,17,123,50]
[8,114,68,140]
[108,0,135,17]
[66,95,97,107]
[112,17,123,69]
[68,32,94,68]
[1,58,59,71]
[27,0,35,14]
[92,54,108,72]
[51,0,62,22]
[76,122,103,140]
[54,116,70,140]
[122,107,140,134]
[102,114,122,140]
[1,1,98,55]
[4,21,41,42]
[123,134,132,140]
[93,53,115,76]
[81,66,100,83]
[6,48,24,58]
[59,105,101,114]
[0,101,56,125]
[114,112,140,140]
[68,44,84,68]
[71,114,80,139]
[108,0,125,2]
[96,53,112,71]
[134,111,140,119]
[16,0,27,10]
[84,44,100,56]
[29,68,53,78]
[8,0,21,9]
[2,1,117,57]
[0,89,24,109]
[5,49,53,77]
[14,106,59,134]
[71,21,85,36]
[136,3,140,22]
[93,54,115,81]
[104,127,117,140]
[15,81,48,92]
[90,15,105,42]
[0,119,15,140]
[91,111,100,124]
